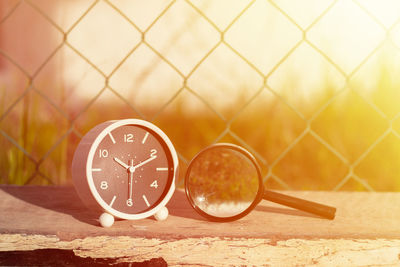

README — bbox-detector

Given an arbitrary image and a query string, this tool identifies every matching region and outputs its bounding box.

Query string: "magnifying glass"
[185,143,336,222]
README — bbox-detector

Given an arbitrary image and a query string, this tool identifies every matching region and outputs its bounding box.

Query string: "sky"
[50,0,400,115]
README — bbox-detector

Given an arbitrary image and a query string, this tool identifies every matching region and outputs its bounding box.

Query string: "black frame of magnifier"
[184,143,264,222]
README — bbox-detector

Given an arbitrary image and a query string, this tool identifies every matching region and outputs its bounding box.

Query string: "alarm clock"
[72,119,178,227]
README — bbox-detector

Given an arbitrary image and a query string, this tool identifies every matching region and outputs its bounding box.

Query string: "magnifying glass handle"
[263,190,336,220]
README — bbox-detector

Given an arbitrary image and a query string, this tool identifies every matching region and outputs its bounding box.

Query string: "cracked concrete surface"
[1,234,400,266]
[2,186,400,265]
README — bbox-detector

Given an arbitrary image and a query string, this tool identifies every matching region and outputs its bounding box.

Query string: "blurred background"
[1,0,400,191]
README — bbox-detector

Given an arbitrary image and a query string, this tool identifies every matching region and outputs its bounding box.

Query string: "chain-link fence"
[1,0,400,191]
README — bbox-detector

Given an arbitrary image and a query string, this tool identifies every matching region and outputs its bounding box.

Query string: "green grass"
[1,65,400,191]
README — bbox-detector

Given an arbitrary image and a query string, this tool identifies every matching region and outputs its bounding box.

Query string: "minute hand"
[132,156,156,170]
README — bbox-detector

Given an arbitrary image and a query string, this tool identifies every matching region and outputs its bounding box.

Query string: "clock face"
[87,123,174,216]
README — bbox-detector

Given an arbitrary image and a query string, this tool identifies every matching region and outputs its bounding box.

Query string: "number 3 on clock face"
[72,119,178,222]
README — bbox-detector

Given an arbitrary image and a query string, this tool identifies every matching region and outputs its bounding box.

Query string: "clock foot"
[154,206,168,221]
[99,212,114,227]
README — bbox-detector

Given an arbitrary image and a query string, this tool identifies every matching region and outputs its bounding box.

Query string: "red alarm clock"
[72,119,178,227]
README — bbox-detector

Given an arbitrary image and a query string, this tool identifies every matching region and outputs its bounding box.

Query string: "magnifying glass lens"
[186,146,260,219]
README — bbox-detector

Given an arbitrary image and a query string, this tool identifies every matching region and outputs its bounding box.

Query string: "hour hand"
[114,157,129,169]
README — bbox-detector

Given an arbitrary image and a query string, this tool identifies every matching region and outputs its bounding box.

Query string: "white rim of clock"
[86,119,178,220]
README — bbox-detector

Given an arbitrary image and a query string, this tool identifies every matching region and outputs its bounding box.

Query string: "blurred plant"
[1,55,400,191]
[1,65,400,190]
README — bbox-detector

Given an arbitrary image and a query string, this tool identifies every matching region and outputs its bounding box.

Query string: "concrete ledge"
[1,186,400,266]
[1,234,400,266]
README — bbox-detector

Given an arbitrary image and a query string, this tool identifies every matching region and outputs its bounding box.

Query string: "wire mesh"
[1,0,400,191]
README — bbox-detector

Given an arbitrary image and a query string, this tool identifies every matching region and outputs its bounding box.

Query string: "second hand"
[128,159,134,205]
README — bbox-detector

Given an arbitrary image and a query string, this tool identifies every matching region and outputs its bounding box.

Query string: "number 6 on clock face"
[72,119,179,226]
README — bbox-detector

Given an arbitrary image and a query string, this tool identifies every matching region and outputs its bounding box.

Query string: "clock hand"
[114,157,129,169]
[128,159,133,203]
[131,155,157,171]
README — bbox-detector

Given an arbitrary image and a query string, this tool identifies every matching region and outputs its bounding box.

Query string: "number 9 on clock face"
[72,119,178,222]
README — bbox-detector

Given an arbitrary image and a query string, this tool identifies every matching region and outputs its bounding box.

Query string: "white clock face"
[87,123,174,216]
